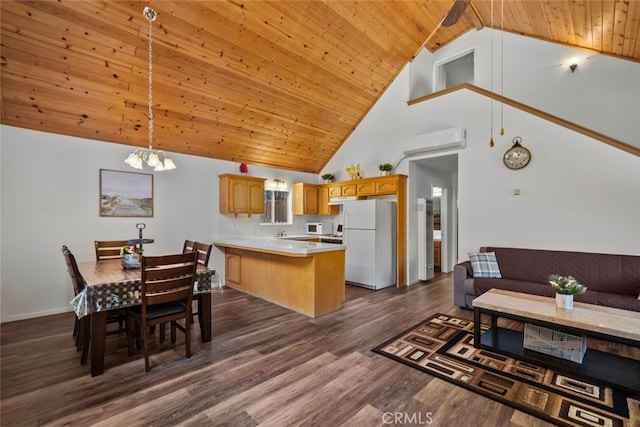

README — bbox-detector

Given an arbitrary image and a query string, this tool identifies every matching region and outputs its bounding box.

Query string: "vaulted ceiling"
[2,1,639,173]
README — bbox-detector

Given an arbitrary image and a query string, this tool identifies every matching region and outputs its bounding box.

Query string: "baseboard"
[1,306,74,323]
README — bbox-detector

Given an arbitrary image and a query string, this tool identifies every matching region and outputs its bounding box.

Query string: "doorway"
[408,154,458,282]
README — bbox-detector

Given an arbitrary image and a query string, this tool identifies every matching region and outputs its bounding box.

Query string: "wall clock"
[503,136,531,170]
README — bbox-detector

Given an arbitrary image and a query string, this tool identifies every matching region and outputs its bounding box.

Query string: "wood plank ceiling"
[1,1,639,173]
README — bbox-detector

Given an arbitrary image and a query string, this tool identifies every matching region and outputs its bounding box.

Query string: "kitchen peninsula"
[213,238,346,317]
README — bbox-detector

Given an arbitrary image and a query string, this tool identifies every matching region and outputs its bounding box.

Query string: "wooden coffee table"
[472,289,640,394]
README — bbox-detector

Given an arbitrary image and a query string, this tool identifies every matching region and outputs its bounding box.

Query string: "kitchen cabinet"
[356,176,398,196]
[318,185,339,215]
[219,174,265,217]
[328,183,356,198]
[293,183,318,215]
[216,241,346,317]
[375,176,398,194]
[225,252,242,285]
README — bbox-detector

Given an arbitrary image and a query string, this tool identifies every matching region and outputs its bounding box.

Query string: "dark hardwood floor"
[1,274,551,426]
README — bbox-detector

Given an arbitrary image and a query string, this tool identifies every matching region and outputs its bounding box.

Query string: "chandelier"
[124,7,176,171]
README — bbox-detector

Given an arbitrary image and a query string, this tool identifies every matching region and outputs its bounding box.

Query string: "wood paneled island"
[213,238,346,317]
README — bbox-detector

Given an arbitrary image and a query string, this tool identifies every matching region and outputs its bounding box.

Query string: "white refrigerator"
[343,199,396,289]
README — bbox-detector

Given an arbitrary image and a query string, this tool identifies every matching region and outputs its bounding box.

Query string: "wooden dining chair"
[182,239,197,254]
[190,242,213,321]
[62,245,88,360]
[95,240,130,261]
[127,252,198,372]
[62,245,127,364]
[193,242,213,267]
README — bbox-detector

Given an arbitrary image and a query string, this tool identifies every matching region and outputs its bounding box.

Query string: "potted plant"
[321,173,335,183]
[548,274,586,309]
[378,163,393,175]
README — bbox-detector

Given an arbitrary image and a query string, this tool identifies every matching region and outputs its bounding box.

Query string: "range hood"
[328,196,357,205]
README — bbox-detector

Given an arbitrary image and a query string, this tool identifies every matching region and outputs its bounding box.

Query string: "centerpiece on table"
[121,244,143,269]
[548,274,586,309]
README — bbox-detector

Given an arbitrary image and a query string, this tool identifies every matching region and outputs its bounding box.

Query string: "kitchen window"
[261,189,291,225]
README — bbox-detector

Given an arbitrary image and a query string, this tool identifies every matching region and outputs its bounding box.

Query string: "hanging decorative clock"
[503,136,531,170]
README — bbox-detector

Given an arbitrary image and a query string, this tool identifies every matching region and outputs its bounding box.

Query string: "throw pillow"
[468,252,502,278]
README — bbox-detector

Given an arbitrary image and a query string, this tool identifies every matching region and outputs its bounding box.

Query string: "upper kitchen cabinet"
[219,174,266,217]
[328,182,357,198]
[318,184,339,215]
[357,175,399,196]
[293,183,318,215]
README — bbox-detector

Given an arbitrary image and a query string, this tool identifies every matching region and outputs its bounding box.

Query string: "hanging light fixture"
[124,7,176,171]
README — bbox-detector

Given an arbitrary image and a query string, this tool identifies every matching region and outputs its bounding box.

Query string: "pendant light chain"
[125,7,175,170]
[146,6,156,150]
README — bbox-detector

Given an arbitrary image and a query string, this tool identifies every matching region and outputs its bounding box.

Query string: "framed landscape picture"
[99,169,153,217]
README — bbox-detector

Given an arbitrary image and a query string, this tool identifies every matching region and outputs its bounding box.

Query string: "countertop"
[213,237,345,256]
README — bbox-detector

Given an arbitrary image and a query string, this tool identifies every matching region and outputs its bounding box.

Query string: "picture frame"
[99,169,153,217]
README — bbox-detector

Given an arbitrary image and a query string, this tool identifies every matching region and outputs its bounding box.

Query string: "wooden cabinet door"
[293,183,304,215]
[376,176,398,194]
[317,185,338,215]
[342,183,356,196]
[293,183,318,215]
[248,180,265,214]
[357,181,376,196]
[229,178,248,212]
[225,252,242,285]
[304,185,318,214]
[328,185,342,198]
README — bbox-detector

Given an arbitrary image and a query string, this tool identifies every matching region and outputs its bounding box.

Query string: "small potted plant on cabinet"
[378,163,393,176]
[321,173,335,183]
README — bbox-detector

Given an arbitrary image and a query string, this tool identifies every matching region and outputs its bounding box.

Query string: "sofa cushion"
[474,278,554,299]
[468,252,502,278]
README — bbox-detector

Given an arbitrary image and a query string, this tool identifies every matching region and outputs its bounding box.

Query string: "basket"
[523,323,587,363]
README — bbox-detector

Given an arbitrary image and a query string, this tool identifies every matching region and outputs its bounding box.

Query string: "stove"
[320,235,343,244]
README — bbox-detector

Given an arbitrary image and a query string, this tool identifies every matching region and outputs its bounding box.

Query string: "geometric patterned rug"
[372,313,640,427]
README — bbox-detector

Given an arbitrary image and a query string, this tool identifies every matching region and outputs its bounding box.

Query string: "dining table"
[71,258,215,376]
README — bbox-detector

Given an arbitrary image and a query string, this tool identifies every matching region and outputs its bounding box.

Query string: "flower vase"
[124,254,135,263]
[555,293,573,309]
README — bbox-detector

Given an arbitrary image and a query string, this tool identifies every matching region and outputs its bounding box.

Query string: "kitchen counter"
[213,238,345,317]
[213,237,345,257]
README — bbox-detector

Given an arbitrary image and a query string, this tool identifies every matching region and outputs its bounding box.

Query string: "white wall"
[323,29,640,282]
[410,29,640,147]
[0,125,319,322]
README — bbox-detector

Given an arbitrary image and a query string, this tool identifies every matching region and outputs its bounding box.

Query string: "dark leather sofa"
[454,246,640,312]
